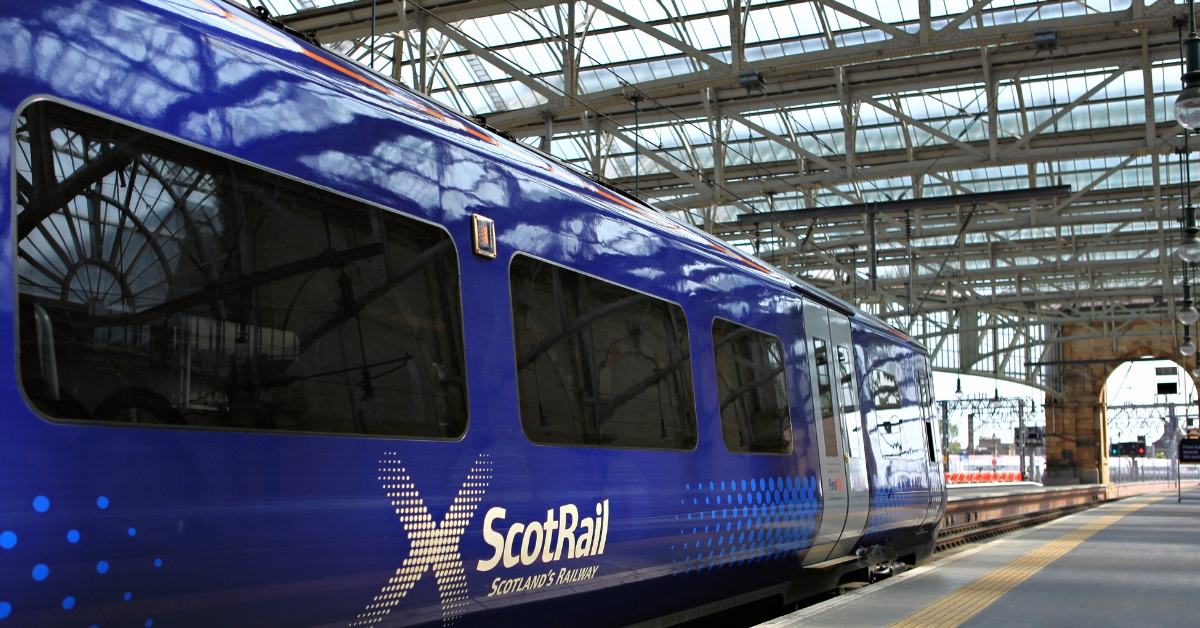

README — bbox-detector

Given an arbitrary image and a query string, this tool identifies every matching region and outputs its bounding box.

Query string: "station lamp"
[1181,284,1200,326]
[1176,0,1200,129]
[1181,205,1200,263]
[1183,325,1197,357]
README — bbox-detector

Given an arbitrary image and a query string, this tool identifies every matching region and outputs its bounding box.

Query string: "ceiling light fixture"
[1181,284,1200,326]
[1177,0,1200,129]
[1182,206,1200,263]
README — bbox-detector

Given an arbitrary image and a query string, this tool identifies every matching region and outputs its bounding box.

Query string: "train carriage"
[0,1,946,626]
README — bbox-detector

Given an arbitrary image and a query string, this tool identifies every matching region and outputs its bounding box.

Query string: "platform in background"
[759,487,1200,628]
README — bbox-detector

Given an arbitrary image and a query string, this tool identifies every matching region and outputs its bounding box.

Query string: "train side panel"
[0,1,945,626]
[853,323,941,556]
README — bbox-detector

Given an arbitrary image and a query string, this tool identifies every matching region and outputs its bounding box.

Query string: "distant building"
[975,438,1014,456]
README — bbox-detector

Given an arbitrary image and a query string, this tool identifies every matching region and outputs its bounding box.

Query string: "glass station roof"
[254,0,1187,389]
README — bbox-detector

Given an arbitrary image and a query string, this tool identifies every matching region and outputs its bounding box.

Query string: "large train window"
[712,318,791,454]
[509,255,696,450]
[870,369,904,457]
[13,101,468,439]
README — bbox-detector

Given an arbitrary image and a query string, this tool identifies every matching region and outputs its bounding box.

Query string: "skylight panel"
[689,16,726,50]
[612,0,666,23]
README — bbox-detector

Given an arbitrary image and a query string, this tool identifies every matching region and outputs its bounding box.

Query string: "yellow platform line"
[888,496,1164,628]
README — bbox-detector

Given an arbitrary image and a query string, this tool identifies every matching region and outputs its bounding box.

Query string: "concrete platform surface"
[759,486,1200,628]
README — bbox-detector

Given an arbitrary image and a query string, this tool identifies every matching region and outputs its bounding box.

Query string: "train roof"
[85,0,925,352]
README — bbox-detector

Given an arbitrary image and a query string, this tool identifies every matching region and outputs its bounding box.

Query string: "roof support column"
[919,0,930,44]
[729,0,744,73]
[868,211,877,292]
[563,1,576,98]
[838,67,856,173]
[391,0,407,82]
[585,111,602,174]
[705,88,725,201]
[983,45,998,161]
[1143,29,1168,305]
[417,8,427,94]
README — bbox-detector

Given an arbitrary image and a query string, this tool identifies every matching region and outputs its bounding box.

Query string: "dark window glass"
[14,102,468,438]
[924,420,937,463]
[813,338,839,457]
[871,369,903,457]
[919,363,940,463]
[510,255,696,450]
[712,318,791,454]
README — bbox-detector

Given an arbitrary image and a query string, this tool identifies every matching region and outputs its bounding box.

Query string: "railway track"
[936,485,1106,552]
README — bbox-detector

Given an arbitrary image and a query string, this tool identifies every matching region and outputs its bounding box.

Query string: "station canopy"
[263,0,1193,398]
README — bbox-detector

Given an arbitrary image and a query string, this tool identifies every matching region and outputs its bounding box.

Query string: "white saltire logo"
[351,453,493,627]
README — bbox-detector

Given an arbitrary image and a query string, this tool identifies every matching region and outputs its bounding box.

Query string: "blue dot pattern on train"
[671,475,819,574]
[860,485,924,541]
[0,494,156,626]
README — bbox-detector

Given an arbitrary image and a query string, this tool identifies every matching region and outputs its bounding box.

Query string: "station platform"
[760,486,1200,628]
[945,482,1100,500]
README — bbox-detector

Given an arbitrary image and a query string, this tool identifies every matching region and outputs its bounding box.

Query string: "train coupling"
[868,561,909,582]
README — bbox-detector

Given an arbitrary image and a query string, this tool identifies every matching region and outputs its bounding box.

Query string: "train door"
[828,314,870,557]
[917,359,945,525]
[801,300,868,564]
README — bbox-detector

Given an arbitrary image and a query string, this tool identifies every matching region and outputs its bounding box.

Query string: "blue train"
[0,1,946,626]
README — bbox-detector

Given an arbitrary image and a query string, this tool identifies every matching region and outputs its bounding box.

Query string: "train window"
[711,319,791,454]
[870,369,904,457]
[13,101,468,439]
[918,365,939,464]
[812,338,839,458]
[923,421,938,464]
[836,345,863,458]
[509,255,696,450]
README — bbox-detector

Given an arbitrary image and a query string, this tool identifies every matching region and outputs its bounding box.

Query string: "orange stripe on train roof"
[704,241,774,275]
[188,0,391,94]
[300,50,393,94]
[191,0,510,148]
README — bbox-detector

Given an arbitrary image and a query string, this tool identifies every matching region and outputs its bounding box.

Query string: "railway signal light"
[1109,441,1148,457]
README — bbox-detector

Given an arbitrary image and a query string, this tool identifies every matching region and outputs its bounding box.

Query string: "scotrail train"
[0,1,946,626]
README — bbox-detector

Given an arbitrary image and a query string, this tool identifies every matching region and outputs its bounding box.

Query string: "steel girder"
[275,0,1196,397]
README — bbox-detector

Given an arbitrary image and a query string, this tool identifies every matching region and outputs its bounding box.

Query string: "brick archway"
[1046,321,1183,485]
